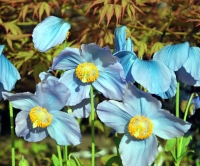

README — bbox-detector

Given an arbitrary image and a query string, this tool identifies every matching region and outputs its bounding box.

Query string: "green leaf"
[52,154,59,166]
[94,119,104,132]
[150,42,164,55]
[44,2,50,16]
[98,4,110,25]
[165,138,176,152]
[67,159,77,166]
[114,5,121,24]
[31,143,48,154]
[182,135,192,147]
[105,155,122,166]
[19,156,29,166]
[33,63,48,83]
[113,136,121,149]
[106,4,114,26]
[137,41,147,58]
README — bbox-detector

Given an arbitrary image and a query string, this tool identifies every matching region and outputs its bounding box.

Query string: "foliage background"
[0,0,200,165]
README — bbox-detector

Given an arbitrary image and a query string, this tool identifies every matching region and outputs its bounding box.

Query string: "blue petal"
[36,78,70,112]
[132,59,171,94]
[114,26,127,52]
[32,16,71,52]
[47,111,81,146]
[157,70,177,99]
[0,45,4,54]
[113,51,137,82]
[181,46,200,80]
[16,110,48,142]
[123,83,162,116]
[92,63,126,100]
[126,38,133,52]
[71,98,91,118]
[119,134,158,166]
[149,109,191,139]
[0,83,4,100]
[176,67,197,85]
[39,72,57,81]
[51,47,82,70]
[81,43,118,67]
[153,42,189,71]
[97,100,133,133]
[2,91,38,111]
[59,69,90,105]
[0,47,20,91]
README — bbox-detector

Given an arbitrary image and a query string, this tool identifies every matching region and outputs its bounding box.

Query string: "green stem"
[69,154,81,166]
[90,86,95,166]
[9,102,15,166]
[57,145,63,166]
[175,82,180,163]
[178,93,194,157]
[115,132,120,158]
[63,146,68,166]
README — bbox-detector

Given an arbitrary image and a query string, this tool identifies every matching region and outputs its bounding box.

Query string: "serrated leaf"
[127,5,132,20]
[98,4,110,25]
[39,2,45,21]
[138,41,147,58]
[150,42,164,55]
[52,154,59,166]
[106,5,114,27]
[114,5,121,24]
[22,5,29,22]
[165,138,176,152]
[44,2,50,17]
[6,37,14,51]
[121,0,128,15]
[6,34,31,40]
[33,2,42,18]
[85,0,104,15]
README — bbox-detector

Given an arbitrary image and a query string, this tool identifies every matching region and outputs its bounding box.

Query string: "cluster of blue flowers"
[2,16,199,166]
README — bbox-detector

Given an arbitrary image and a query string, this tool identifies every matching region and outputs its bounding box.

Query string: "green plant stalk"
[63,146,68,166]
[178,93,194,158]
[69,154,81,166]
[57,145,63,166]
[175,82,180,165]
[90,86,95,166]
[9,102,15,166]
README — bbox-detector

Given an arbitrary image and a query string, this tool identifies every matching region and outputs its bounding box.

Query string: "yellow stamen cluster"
[66,31,71,39]
[128,115,153,140]
[75,62,99,83]
[29,106,52,128]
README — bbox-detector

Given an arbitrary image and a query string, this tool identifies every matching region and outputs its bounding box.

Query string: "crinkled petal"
[153,42,189,71]
[119,134,158,166]
[16,110,48,142]
[36,78,70,112]
[81,43,118,67]
[32,16,71,52]
[51,47,82,70]
[114,51,137,82]
[92,63,126,101]
[157,70,177,99]
[47,111,81,146]
[2,91,38,111]
[71,98,91,118]
[176,67,197,85]
[59,69,90,105]
[97,100,134,133]
[114,26,127,52]
[123,83,162,116]
[132,59,171,94]
[149,109,191,139]
[0,46,20,91]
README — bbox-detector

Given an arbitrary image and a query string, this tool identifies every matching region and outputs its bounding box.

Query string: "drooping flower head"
[97,83,191,166]
[113,26,176,98]
[2,78,81,146]
[32,16,71,52]
[0,45,20,100]
[50,43,126,106]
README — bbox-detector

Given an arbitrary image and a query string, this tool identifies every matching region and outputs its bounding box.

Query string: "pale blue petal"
[113,51,137,82]
[126,38,133,52]
[2,91,38,111]
[36,79,70,111]
[81,43,118,67]
[47,111,81,146]
[0,52,20,91]
[71,98,91,118]
[114,26,127,52]
[123,83,162,116]
[149,109,191,139]
[0,45,4,54]
[97,100,134,133]
[119,134,158,166]
[92,63,126,100]
[157,70,177,99]
[59,69,90,105]
[176,67,197,85]
[16,110,48,142]
[132,59,171,94]
[51,47,82,70]
[153,42,189,71]
[32,16,71,52]
[39,72,57,82]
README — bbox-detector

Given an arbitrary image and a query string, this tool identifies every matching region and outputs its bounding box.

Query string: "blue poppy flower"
[0,45,20,100]
[2,78,82,146]
[32,16,71,52]
[50,43,126,106]
[97,83,191,166]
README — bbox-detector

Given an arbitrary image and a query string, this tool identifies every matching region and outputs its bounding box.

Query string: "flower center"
[66,31,70,39]
[128,115,153,140]
[29,106,52,128]
[75,62,99,83]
